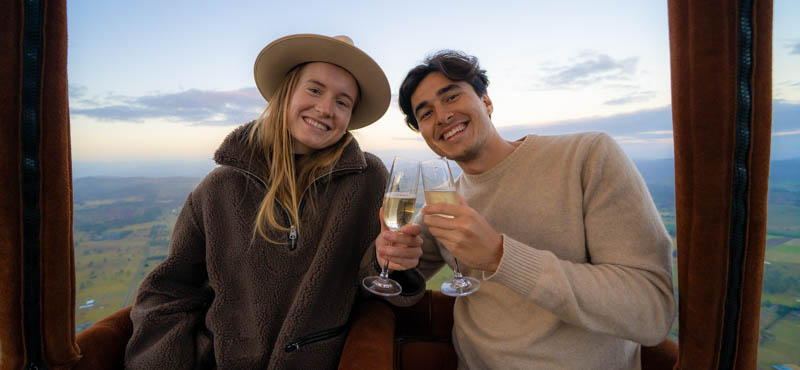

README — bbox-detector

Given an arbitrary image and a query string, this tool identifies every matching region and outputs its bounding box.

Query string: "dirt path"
[122,244,150,307]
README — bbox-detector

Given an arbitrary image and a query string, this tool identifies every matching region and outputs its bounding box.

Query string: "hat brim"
[254,34,390,130]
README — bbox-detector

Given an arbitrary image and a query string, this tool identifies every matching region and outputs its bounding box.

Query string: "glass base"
[441,276,480,297]
[362,276,402,297]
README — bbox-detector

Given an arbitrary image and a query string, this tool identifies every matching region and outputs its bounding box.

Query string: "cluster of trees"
[762,266,800,296]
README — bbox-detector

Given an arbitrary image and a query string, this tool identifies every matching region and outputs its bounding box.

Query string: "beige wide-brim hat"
[253,34,390,130]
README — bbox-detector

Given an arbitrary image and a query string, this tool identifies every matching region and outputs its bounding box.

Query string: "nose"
[436,109,453,125]
[315,98,334,117]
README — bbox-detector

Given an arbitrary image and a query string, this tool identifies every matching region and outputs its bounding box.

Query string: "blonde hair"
[248,64,355,243]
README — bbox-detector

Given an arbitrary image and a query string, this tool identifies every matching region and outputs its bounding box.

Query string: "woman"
[124,34,419,369]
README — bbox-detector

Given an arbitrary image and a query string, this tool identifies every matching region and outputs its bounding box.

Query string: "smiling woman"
[117,33,411,369]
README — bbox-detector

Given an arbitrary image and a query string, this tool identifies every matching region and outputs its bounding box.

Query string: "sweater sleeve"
[485,134,676,346]
[125,193,214,369]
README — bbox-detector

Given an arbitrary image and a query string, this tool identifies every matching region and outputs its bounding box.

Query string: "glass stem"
[380,241,391,279]
[380,257,390,279]
[453,258,463,279]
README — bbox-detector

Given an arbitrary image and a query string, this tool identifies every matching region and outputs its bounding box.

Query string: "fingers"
[376,240,423,271]
[421,202,461,218]
[422,213,456,229]
[425,225,462,246]
[395,222,422,237]
[382,228,423,247]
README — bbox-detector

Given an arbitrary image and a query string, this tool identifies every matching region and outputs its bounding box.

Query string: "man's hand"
[421,195,503,272]
[375,207,424,271]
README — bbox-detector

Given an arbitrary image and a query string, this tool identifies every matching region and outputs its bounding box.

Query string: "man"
[376,50,675,369]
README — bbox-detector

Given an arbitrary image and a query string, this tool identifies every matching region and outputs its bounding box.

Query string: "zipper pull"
[288,225,297,250]
[285,341,300,352]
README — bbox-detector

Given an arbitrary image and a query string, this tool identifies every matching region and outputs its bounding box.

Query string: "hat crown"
[332,35,354,46]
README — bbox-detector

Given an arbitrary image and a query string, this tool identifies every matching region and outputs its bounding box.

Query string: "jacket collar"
[213,121,367,183]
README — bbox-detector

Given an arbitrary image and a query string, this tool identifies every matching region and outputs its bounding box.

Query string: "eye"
[308,87,321,95]
[336,99,351,109]
[418,110,432,121]
[446,93,459,102]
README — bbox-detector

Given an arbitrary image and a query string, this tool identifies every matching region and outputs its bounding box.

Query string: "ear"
[481,94,493,116]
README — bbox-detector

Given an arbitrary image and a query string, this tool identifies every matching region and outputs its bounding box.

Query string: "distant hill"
[73,177,200,204]
[770,158,800,186]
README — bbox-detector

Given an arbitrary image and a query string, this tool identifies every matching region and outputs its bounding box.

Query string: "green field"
[73,177,194,331]
[75,219,173,330]
[759,234,800,368]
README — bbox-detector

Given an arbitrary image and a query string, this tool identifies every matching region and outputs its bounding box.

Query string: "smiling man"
[385,51,676,369]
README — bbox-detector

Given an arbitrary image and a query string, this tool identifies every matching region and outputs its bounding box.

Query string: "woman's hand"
[375,208,424,271]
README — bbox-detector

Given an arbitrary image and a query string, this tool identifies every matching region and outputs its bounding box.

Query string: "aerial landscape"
[71,158,800,368]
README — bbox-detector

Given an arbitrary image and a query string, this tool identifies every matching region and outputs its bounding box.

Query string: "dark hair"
[398,50,489,131]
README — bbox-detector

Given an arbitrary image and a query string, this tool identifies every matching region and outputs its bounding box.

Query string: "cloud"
[496,100,800,159]
[70,88,265,126]
[499,106,672,139]
[774,129,800,136]
[638,130,673,135]
[69,84,87,98]
[604,91,656,105]
[542,53,638,87]
[790,41,800,55]
[612,136,673,145]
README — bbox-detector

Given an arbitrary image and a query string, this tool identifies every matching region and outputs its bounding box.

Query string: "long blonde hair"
[247,64,355,243]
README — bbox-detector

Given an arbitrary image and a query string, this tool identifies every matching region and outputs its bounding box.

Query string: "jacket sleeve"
[124,193,214,369]
[485,134,676,346]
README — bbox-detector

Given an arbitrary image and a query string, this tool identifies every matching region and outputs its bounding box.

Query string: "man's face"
[410,72,494,163]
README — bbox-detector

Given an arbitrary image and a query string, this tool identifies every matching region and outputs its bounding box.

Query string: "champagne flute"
[362,156,420,296]
[421,158,480,297]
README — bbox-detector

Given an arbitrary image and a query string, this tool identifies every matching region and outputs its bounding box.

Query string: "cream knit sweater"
[416,133,675,370]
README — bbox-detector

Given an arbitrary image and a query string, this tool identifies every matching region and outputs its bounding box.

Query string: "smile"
[442,123,467,141]
[304,117,330,131]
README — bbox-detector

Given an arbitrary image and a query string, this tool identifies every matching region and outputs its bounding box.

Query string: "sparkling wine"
[424,190,458,218]
[383,192,416,230]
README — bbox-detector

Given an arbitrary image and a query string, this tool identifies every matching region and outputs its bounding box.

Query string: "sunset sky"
[66,1,800,177]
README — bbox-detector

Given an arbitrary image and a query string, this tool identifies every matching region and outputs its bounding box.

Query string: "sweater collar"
[213,121,367,183]
[460,135,534,184]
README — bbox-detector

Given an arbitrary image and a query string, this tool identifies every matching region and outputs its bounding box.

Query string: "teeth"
[304,118,328,131]
[443,124,465,140]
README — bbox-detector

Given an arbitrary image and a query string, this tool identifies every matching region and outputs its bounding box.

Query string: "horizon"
[72,152,800,180]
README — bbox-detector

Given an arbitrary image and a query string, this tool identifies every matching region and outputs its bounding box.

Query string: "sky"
[66,1,800,177]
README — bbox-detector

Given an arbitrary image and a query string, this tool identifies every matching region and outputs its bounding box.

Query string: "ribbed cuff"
[483,234,546,297]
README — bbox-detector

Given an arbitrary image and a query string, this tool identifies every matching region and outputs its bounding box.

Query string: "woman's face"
[287,62,359,154]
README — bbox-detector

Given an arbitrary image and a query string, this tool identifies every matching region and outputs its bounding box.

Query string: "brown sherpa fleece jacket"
[125,122,422,369]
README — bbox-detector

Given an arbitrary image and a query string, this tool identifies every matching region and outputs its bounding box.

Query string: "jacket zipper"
[227,165,363,250]
[288,225,297,250]
[284,323,349,353]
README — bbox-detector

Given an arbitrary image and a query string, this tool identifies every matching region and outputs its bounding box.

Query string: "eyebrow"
[413,84,460,117]
[308,79,356,103]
